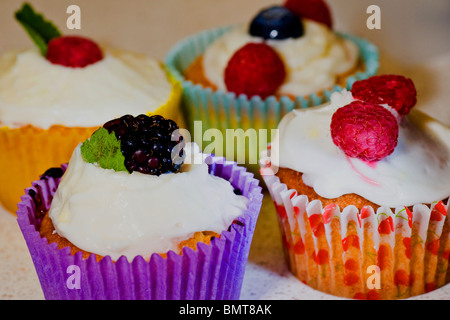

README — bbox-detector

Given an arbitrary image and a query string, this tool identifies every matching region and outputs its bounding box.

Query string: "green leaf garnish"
[15,3,62,56]
[80,127,128,172]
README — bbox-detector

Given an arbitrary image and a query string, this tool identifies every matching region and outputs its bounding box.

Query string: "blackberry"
[103,114,185,176]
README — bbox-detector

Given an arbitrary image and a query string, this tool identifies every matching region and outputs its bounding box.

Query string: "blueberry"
[249,6,303,40]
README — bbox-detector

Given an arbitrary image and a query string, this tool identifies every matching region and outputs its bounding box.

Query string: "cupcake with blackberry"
[16,114,263,300]
[260,75,450,299]
[0,3,182,213]
[165,0,378,169]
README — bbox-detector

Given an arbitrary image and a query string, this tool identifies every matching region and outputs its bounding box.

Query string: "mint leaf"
[80,127,128,173]
[15,3,62,56]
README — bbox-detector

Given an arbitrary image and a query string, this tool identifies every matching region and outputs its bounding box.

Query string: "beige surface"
[1,0,450,63]
[1,0,450,300]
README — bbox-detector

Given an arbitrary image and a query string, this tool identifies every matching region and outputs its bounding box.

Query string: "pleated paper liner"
[16,156,263,300]
[164,25,379,174]
[260,160,450,300]
[0,72,182,214]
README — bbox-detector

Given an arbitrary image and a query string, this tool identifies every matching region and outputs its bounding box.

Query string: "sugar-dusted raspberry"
[352,75,417,116]
[283,0,333,29]
[330,101,399,162]
[46,36,103,68]
[224,43,286,99]
[103,114,184,176]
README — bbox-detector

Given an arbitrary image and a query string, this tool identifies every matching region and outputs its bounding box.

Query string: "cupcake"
[0,3,182,213]
[165,0,378,170]
[260,74,450,299]
[16,114,263,300]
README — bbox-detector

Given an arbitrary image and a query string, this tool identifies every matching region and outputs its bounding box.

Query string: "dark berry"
[138,166,150,174]
[121,137,138,156]
[28,187,46,219]
[133,149,149,164]
[125,160,138,172]
[103,114,185,176]
[103,118,121,131]
[249,6,304,40]
[147,157,159,169]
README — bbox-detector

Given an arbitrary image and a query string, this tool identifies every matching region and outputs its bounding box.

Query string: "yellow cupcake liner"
[0,74,183,214]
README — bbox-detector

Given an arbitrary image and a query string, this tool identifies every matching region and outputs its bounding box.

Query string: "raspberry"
[46,36,103,68]
[224,43,286,99]
[352,75,417,116]
[283,0,333,29]
[330,101,399,162]
[103,114,184,176]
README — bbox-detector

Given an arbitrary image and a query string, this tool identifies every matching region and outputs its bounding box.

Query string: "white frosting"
[48,142,248,261]
[270,90,450,207]
[202,21,359,97]
[0,48,173,129]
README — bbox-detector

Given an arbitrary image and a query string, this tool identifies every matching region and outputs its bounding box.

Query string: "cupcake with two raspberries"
[16,114,263,300]
[0,3,182,213]
[165,0,378,167]
[260,74,450,299]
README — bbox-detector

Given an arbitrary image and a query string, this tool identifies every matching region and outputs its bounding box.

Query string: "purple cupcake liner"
[16,156,263,300]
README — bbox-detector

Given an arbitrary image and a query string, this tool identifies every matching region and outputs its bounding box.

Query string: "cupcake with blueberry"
[0,3,182,213]
[16,114,263,300]
[165,0,378,169]
[260,75,450,299]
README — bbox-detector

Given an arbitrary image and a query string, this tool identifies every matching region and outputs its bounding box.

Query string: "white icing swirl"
[49,143,248,261]
[0,48,173,129]
[270,91,450,207]
[202,20,359,97]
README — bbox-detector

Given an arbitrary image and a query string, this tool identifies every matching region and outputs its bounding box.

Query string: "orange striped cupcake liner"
[261,162,449,300]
